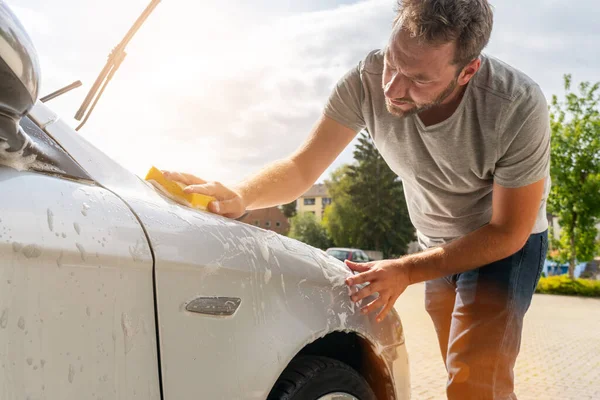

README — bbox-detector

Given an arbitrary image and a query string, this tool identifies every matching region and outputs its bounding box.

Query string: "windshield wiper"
[40,80,82,103]
[74,0,161,131]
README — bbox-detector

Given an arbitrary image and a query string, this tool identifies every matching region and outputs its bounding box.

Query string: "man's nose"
[384,73,409,100]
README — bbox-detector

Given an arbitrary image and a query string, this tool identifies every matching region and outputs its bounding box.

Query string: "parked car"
[0,4,410,400]
[543,259,587,278]
[327,248,372,263]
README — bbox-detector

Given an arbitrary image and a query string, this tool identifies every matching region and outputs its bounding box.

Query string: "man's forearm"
[403,224,527,284]
[233,158,310,210]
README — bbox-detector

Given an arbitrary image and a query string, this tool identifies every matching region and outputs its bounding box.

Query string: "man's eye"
[414,80,429,85]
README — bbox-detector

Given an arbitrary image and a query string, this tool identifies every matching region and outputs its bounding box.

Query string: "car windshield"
[327,250,351,261]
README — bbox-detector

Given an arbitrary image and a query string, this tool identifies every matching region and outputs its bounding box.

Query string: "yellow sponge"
[145,166,216,211]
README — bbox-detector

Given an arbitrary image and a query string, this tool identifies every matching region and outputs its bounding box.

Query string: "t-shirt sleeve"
[494,84,550,188]
[323,64,366,133]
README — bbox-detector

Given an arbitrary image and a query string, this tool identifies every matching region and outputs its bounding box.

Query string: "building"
[297,183,332,221]
[239,206,290,235]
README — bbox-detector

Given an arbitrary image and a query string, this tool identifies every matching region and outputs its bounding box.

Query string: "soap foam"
[0,136,65,174]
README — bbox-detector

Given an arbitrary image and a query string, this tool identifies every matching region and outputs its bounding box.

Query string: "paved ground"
[394,283,600,400]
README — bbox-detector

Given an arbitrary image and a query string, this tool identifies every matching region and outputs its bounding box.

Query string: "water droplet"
[47,209,54,232]
[22,245,42,259]
[56,251,64,268]
[68,364,75,383]
[75,243,86,261]
[0,310,8,329]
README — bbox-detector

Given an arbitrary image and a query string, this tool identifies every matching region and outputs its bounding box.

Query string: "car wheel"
[267,355,376,400]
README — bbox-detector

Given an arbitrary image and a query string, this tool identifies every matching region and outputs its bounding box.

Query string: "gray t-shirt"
[324,50,551,249]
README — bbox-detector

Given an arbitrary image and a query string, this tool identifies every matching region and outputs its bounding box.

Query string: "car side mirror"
[0,3,41,153]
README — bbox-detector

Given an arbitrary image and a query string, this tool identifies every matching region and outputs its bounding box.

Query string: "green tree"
[289,212,332,250]
[548,75,600,278]
[322,166,362,247]
[280,200,297,219]
[323,132,415,258]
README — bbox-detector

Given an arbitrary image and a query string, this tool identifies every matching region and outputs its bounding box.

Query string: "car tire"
[267,355,376,400]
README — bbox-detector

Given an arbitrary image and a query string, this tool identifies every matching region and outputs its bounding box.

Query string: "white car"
[0,3,410,399]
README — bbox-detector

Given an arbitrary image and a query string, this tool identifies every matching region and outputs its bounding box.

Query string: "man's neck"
[418,84,468,127]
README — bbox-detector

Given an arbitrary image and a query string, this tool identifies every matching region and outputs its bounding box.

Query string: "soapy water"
[136,182,361,327]
[0,134,64,174]
[264,267,272,284]
[0,139,37,171]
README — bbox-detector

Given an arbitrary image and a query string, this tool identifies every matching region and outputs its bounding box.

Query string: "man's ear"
[458,57,481,86]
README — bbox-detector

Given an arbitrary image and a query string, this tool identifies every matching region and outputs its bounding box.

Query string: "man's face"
[382,28,463,118]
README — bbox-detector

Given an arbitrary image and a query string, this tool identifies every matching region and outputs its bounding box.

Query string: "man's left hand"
[344,259,410,322]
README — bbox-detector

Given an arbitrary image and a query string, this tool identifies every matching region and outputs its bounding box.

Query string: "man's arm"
[346,178,546,321]
[402,178,546,284]
[235,115,357,210]
[164,115,357,218]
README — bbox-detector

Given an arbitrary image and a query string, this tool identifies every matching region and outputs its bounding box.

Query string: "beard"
[384,77,458,118]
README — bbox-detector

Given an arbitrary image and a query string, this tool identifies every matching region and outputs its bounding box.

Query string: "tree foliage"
[323,132,415,258]
[280,200,297,219]
[548,74,600,278]
[288,212,332,250]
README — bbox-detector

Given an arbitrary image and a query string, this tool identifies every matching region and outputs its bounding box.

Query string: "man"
[165,0,550,398]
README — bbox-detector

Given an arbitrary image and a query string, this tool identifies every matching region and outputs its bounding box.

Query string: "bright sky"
[10,0,600,184]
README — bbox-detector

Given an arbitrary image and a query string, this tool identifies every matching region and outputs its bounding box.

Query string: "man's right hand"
[162,171,246,219]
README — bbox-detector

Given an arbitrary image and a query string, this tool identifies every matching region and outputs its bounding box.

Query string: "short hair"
[394,0,494,67]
